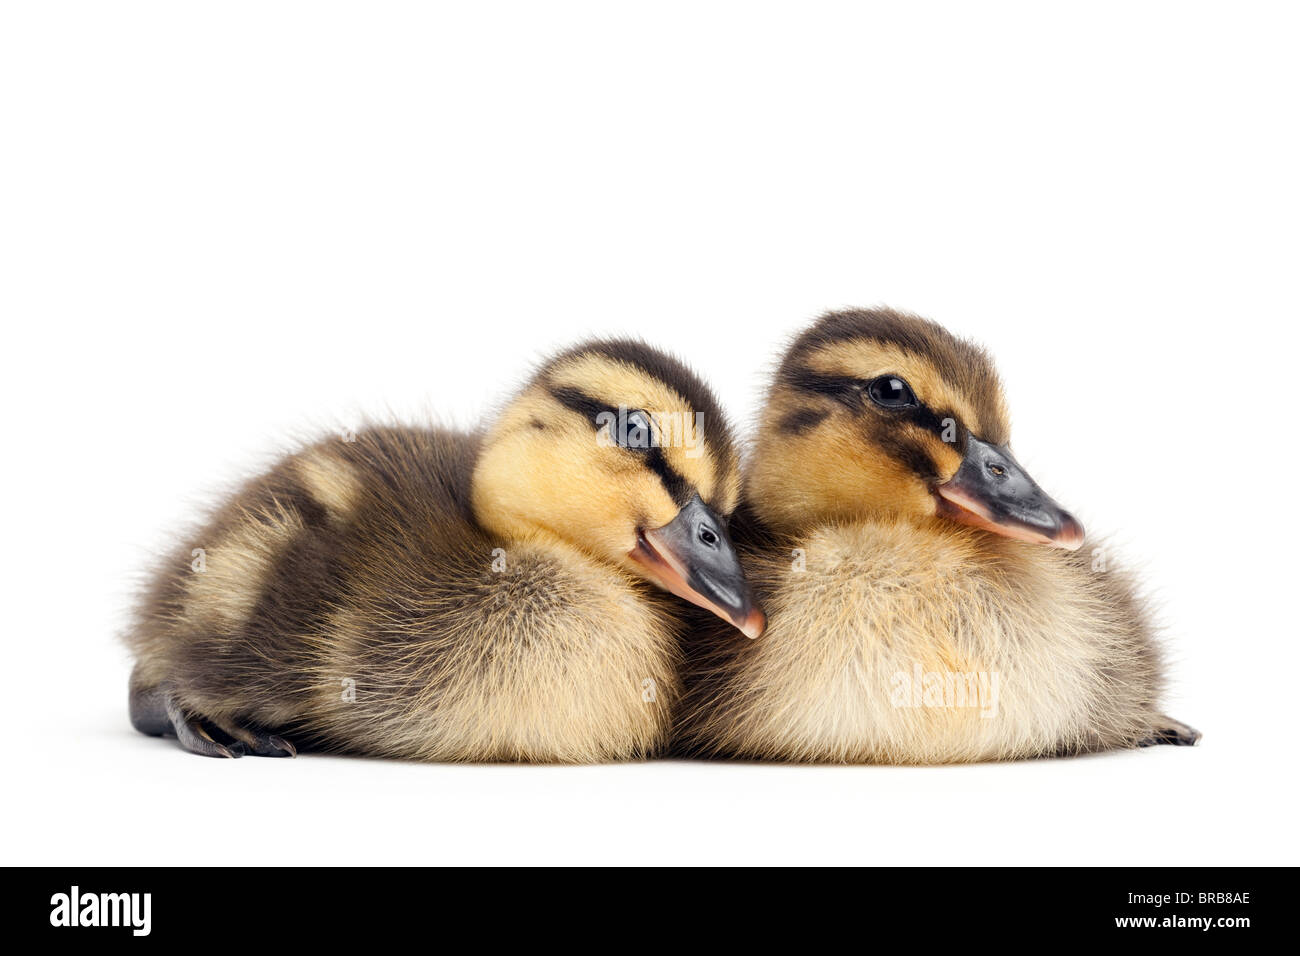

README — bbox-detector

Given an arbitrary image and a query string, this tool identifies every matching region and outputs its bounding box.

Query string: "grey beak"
[936,437,1085,549]
[632,494,766,638]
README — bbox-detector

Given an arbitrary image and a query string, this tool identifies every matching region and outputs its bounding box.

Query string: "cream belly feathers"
[128,340,761,761]
[676,308,1198,763]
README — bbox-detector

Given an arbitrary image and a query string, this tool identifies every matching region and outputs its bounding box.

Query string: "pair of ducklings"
[127,308,1199,762]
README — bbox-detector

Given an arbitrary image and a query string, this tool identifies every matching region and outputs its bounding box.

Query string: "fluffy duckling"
[676,308,1198,763]
[128,340,763,761]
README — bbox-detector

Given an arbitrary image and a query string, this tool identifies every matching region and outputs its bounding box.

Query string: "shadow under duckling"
[675,308,1199,763]
[127,340,763,761]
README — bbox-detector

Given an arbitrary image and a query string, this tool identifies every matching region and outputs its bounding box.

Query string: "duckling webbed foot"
[1139,715,1201,747]
[130,681,295,758]
[163,695,245,758]
[209,717,297,757]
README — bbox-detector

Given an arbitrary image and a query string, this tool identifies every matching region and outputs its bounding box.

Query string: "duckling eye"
[616,409,654,449]
[866,375,917,409]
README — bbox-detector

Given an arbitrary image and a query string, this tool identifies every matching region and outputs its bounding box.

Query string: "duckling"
[127,339,764,761]
[676,308,1198,763]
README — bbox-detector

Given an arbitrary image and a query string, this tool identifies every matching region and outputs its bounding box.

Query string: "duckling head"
[471,339,765,638]
[749,307,1084,549]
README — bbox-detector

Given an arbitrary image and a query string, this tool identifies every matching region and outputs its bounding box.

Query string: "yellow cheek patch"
[656,438,720,507]
[712,462,741,515]
[750,411,931,529]
[928,434,965,482]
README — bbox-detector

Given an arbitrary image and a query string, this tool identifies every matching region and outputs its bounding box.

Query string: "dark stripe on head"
[864,403,965,481]
[783,369,969,451]
[783,370,865,411]
[777,308,1008,444]
[643,446,691,504]
[906,404,968,453]
[540,338,737,494]
[776,406,831,435]
[872,428,942,484]
[546,384,694,506]
[549,385,609,422]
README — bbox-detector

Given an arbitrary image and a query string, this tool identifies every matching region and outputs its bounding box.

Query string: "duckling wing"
[129,426,680,762]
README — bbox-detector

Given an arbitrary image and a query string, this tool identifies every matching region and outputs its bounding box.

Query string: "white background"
[3,2,1297,865]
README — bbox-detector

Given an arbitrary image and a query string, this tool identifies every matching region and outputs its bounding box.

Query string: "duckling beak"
[630,494,766,639]
[935,437,1085,550]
